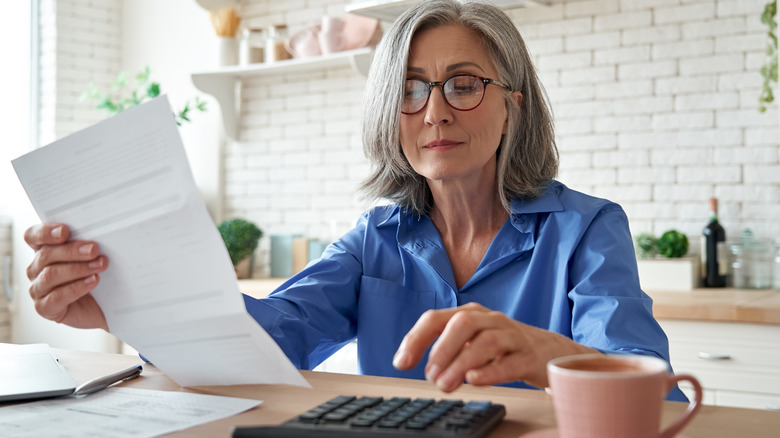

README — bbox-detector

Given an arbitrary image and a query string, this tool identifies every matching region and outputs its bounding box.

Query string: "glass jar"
[239,28,265,65]
[265,24,291,63]
[728,229,773,289]
[728,242,746,289]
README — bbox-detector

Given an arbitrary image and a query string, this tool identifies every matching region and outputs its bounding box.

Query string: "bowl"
[341,13,383,51]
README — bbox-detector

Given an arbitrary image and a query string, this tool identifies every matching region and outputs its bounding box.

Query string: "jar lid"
[242,27,265,36]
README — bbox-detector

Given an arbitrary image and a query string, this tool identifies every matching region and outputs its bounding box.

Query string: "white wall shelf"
[193,0,549,139]
[191,47,373,139]
[345,0,551,21]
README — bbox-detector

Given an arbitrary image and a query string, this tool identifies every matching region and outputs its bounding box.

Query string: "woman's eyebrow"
[446,62,486,73]
[406,62,487,75]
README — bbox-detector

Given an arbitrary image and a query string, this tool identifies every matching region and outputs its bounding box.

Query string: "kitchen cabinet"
[649,288,780,410]
[659,319,780,411]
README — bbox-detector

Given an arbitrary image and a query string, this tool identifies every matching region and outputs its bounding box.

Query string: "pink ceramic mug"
[547,354,702,438]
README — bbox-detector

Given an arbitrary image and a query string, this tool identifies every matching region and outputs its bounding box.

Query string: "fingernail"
[79,243,94,255]
[51,226,62,239]
[393,351,407,369]
[426,364,441,382]
[84,274,97,284]
[88,258,103,269]
[436,372,453,392]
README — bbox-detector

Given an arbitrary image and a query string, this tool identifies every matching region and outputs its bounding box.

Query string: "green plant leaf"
[218,218,263,266]
[657,230,689,258]
[113,71,128,89]
[759,1,778,112]
[634,232,658,259]
[147,82,160,98]
[136,66,151,83]
[96,98,118,113]
[83,67,207,123]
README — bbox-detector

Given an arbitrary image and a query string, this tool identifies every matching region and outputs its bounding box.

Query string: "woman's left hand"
[392,302,598,392]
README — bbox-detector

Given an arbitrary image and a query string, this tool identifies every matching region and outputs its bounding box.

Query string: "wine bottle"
[701,197,727,287]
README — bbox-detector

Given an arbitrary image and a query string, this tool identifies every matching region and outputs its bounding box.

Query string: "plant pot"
[234,255,254,279]
[636,256,700,292]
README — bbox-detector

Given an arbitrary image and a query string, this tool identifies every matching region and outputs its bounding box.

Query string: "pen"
[73,364,143,396]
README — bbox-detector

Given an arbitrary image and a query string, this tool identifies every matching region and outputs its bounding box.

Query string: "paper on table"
[12,96,308,388]
[0,387,261,438]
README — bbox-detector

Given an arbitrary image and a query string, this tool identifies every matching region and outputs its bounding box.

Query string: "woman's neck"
[428,182,509,289]
[427,176,508,239]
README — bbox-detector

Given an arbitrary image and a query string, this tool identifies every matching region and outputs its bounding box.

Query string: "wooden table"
[53,348,780,437]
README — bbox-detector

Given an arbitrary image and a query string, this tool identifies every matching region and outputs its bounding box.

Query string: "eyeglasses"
[401,74,511,115]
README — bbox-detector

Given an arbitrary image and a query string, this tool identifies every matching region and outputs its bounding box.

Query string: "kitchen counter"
[238,278,288,298]
[648,288,780,325]
[238,279,780,325]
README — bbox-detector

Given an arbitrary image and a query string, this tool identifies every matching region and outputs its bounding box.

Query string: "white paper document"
[0,387,260,438]
[12,96,308,388]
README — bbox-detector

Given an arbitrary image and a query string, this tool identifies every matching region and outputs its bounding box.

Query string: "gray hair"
[359,0,558,216]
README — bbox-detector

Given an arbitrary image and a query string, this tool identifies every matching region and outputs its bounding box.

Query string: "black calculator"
[232,394,506,438]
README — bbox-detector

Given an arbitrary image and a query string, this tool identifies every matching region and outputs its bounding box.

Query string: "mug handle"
[659,374,703,438]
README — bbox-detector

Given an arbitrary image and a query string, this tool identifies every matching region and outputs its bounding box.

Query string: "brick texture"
[42,0,780,275]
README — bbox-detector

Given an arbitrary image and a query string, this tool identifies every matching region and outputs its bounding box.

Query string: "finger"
[435,327,523,391]
[24,223,70,250]
[393,307,462,371]
[29,256,108,301]
[464,352,537,387]
[27,240,102,281]
[424,304,492,374]
[427,312,506,391]
[465,327,599,390]
[35,274,100,323]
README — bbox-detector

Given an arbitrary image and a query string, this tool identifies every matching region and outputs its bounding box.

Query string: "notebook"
[0,343,77,402]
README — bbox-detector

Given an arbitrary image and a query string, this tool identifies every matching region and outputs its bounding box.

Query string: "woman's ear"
[511,91,523,108]
[503,91,523,134]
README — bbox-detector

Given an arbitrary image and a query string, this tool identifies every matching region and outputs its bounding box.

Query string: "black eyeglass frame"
[401,74,511,115]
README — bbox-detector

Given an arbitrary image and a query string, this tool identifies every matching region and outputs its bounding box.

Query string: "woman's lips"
[423,139,461,150]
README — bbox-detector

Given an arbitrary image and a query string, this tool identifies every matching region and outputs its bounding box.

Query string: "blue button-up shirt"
[243,181,686,401]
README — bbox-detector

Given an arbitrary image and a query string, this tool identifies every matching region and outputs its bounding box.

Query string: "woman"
[23,0,685,400]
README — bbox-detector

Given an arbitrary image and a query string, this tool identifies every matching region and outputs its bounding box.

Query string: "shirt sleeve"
[241,212,369,370]
[566,204,688,402]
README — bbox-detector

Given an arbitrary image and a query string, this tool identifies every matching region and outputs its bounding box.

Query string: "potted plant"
[657,230,689,258]
[82,67,207,124]
[218,218,263,278]
[634,229,699,291]
[633,232,658,259]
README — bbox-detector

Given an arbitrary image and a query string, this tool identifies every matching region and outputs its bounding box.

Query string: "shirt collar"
[510,180,565,215]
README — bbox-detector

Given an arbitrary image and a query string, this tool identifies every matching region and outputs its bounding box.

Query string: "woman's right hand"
[24,223,109,331]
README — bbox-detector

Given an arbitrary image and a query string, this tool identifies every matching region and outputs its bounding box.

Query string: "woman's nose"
[423,87,453,126]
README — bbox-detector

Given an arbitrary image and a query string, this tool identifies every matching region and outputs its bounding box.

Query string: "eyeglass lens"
[402,75,487,114]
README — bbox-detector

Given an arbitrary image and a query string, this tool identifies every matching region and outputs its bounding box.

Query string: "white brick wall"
[41,0,780,276]
[223,0,780,274]
[38,0,122,145]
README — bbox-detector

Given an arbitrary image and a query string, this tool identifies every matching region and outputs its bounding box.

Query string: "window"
[0,0,33,216]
